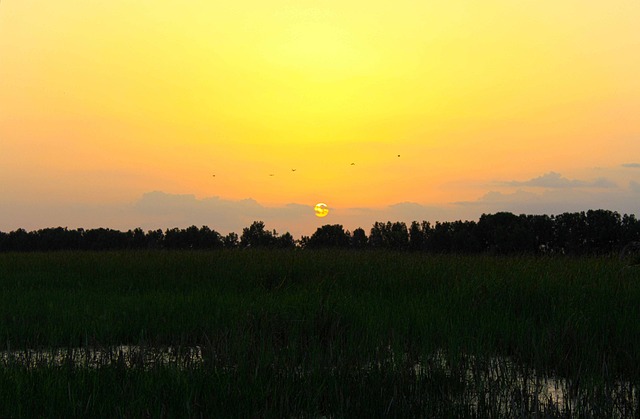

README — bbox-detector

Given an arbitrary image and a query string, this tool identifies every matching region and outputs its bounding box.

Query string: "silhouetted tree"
[223,232,239,249]
[2,209,639,254]
[523,214,555,253]
[298,235,310,249]
[307,224,351,249]
[449,220,481,253]
[184,225,201,248]
[351,227,368,249]
[164,228,186,249]
[427,222,453,253]
[240,221,277,248]
[622,214,640,245]
[33,227,82,251]
[476,212,535,254]
[276,232,296,249]
[583,209,622,254]
[420,221,434,251]
[408,221,425,251]
[81,228,129,250]
[389,222,409,250]
[0,231,7,251]
[368,222,385,249]
[197,225,223,249]
[553,212,588,255]
[146,229,164,249]
[7,228,31,251]
[369,222,409,250]
[128,227,147,249]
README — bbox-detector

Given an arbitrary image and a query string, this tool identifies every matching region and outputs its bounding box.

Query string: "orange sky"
[1,1,639,235]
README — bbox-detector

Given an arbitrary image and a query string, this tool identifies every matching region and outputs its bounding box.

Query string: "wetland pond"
[2,345,637,417]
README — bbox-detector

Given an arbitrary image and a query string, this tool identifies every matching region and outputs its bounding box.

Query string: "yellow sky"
[1,0,639,232]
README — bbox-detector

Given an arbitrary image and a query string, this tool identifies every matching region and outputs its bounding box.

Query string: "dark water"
[2,346,637,417]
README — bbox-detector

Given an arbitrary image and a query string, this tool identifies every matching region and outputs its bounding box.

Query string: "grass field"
[0,250,639,417]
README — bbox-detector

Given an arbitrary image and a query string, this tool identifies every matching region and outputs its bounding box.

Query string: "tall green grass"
[0,250,638,417]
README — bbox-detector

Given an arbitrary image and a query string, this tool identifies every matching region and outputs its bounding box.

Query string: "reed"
[0,250,638,417]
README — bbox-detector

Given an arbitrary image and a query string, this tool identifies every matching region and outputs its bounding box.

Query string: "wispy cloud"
[454,187,638,216]
[622,163,640,168]
[133,191,310,235]
[2,189,638,237]
[455,190,539,205]
[500,172,616,189]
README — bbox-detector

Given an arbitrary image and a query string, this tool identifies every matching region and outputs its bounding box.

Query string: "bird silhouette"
[350,163,355,166]
[269,174,274,176]
[292,169,296,172]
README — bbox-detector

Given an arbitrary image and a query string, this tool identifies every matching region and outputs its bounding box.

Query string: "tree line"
[1,210,639,255]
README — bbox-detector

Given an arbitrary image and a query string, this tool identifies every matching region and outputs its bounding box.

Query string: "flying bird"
[350,163,355,166]
[269,174,274,176]
[292,169,296,172]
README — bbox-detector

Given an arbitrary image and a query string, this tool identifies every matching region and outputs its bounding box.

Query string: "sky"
[1,0,639,238]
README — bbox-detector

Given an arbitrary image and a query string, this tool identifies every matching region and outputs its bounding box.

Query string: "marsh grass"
[0,250,639,417]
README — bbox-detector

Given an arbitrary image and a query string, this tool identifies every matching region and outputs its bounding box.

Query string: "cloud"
[0,192,312,237]
[500,172,616,189]
[133,191,310,236]
[622,163,640,168]
[456,190,539,205]
[1,189,638,238]
[334,202,462,231]
[454,187,639,216]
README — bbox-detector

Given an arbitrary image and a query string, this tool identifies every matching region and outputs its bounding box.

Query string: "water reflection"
[406,349,638,417]
[1,346,637,416]
[1,345,204,370]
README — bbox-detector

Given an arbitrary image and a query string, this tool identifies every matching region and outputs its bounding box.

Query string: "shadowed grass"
[0,250,639,416]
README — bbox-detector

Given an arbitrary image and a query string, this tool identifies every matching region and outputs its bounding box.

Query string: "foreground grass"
[0,250,639,417]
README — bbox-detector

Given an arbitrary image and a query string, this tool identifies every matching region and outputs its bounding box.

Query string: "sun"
[314,203,329,218]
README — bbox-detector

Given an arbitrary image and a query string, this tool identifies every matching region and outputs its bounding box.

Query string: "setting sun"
[314,203,329,218]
